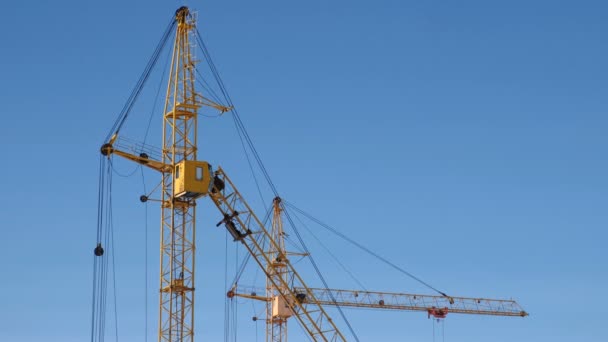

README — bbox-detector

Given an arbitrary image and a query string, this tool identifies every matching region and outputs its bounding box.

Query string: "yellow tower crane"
[264,197,292,341]
[99,7,346,342]
[101,7,229,341]
[228,198,528,341]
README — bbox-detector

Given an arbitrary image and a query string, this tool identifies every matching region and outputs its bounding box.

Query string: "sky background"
[0,0,606,341]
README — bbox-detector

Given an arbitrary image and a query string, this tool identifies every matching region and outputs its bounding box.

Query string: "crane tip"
[176,6,189,16]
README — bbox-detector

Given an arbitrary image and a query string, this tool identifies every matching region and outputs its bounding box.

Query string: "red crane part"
[428,307,448,319]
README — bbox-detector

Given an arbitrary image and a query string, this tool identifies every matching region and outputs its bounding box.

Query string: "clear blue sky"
[0,0,606,341]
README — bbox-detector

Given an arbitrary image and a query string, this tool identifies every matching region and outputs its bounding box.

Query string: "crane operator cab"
[173,160,213,199]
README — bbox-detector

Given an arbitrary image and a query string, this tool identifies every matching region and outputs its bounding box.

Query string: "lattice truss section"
[210,167,347,342]
[302,288,528,317]
[159,7,199,342]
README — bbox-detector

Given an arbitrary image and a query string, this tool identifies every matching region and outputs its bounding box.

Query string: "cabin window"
[196,166,203,181]
[175,165,180,179]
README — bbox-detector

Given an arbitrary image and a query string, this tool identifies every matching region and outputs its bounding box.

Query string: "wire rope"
[109,175,119,342]
[281,206,361,342]
[231,114,269,213]
[288,207,367,291]
[93,18,177,341]
[139,166,149,341]
[285,201,450,298]
[109,158,140,178]
[224,229,230,342]
[143,43,172,147]
[104,18,176,143]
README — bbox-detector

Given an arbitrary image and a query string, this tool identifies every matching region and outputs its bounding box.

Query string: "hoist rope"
[91,156,120,342]
[108,172,119,342]
[254,308,259,342]
[432,318,446,342]
[224,230,230,342]
[139,167,149,341]
[134,33,172,341]
[94,18,177,339]
[91,155,107,342]
[284,201,450,298]
[234,242,239,342]
[104,17,176,143]
[143,44,172,147]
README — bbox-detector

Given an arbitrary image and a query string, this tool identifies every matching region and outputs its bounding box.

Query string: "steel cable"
[104,17,176,143]
[284,201,450,298]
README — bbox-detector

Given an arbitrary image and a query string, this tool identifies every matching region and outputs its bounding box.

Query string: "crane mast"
[158,7,198,342]
[266,198,290,342]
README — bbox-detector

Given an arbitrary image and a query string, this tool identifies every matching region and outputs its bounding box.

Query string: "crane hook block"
[94,243,104,256]
[427,307,448,319]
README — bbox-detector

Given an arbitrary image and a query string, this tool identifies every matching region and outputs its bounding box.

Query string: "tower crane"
[101,7,220,341]
[97,6,347,342]
[227,198,528,341]
[94,6,527,342]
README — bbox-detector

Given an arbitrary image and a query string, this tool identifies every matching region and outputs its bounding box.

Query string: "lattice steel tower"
[266,197,290,342]
[159,7,199,341]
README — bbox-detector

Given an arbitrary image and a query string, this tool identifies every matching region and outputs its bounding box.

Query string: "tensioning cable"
[285,201,450,298]
[104,17,176,143]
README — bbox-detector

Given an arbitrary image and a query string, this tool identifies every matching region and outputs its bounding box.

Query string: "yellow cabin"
[173,160,213,199]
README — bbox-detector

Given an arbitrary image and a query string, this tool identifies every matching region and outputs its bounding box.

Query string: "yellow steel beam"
[157,7,198,341]
[101,143,170,173]
[211,167,347,342]
[266,197,289,342]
